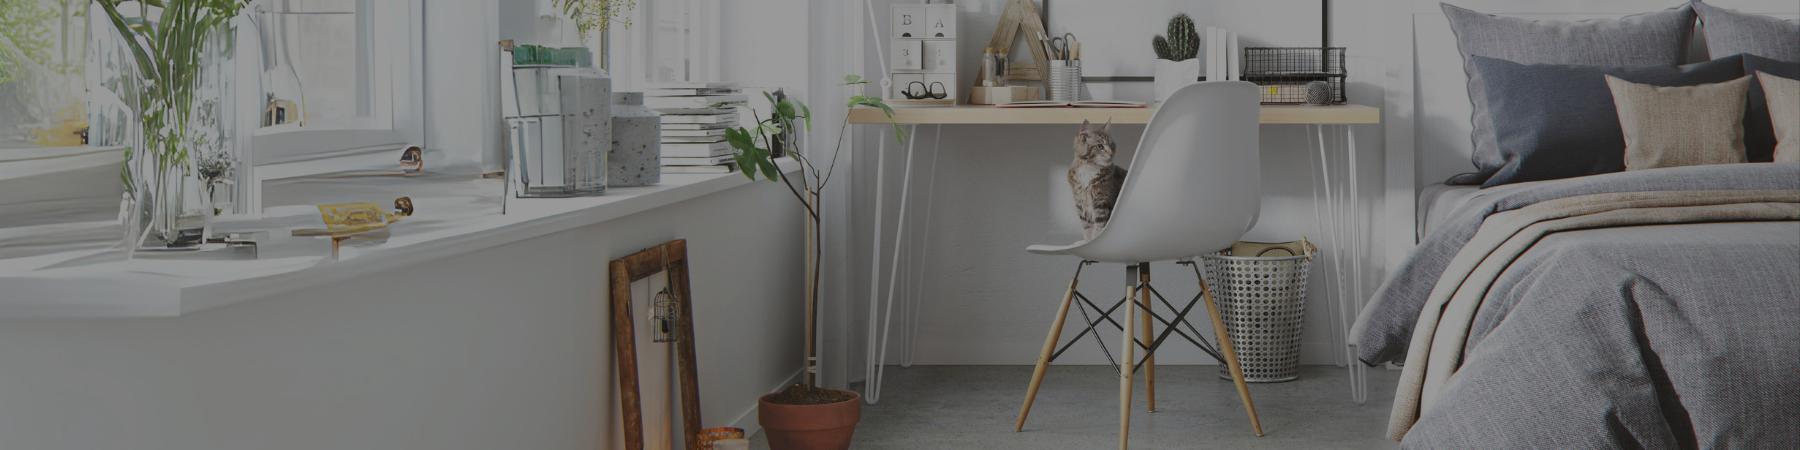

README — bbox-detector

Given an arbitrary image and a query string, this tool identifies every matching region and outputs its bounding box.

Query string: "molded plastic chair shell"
[1029,81,1262,263]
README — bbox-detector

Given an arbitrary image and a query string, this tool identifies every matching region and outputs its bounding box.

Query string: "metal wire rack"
[1241,47,1347,105]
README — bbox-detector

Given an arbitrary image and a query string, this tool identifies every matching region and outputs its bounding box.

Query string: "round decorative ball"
[1304,81,1333,105]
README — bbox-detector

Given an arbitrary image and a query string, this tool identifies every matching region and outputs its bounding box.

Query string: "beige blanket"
[1387,190,1800,441]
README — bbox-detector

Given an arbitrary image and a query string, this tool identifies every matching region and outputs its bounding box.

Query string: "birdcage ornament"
[651,286,678,343]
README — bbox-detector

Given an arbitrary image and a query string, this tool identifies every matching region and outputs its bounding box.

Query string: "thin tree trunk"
[802,191,821,387]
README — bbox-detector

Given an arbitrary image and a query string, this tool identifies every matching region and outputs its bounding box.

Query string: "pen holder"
[1047,60,1083,102]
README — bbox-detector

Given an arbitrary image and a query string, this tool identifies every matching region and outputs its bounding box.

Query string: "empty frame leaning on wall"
[609,239,703,450]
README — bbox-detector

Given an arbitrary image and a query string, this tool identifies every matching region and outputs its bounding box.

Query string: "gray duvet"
[1351,163,1800,448]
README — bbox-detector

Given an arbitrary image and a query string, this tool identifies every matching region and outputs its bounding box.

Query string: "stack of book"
[645,83,746,174]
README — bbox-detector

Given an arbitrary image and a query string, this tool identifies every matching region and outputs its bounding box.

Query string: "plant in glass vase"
[93,0,245,249]
[727,74,903,450]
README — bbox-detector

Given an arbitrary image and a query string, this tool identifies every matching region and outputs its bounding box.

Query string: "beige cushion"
[1759,71,1800,163]
[1605,75,1751,170]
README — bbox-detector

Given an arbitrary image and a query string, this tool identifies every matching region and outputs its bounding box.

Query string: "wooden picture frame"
[610,239,702,450]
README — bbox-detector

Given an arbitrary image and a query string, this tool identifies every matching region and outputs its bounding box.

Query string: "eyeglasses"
[902,81,949,100]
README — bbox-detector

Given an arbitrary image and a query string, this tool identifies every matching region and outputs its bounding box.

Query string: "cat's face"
[1074,120,1116,161]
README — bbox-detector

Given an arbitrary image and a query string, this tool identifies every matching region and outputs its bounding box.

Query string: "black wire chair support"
[1042,260,1227,377]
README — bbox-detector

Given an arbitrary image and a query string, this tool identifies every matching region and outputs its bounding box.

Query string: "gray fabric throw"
[1384,190,1800,442]
[1353,162,1800,364]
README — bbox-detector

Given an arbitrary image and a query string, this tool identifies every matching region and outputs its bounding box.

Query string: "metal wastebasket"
[1199,240,1316,383]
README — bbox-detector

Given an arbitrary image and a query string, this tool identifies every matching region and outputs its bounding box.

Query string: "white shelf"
[0,159,800,319]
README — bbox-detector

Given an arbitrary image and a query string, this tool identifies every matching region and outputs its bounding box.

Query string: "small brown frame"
[609,239,702,450]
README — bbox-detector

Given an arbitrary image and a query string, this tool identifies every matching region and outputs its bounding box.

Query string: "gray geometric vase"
[609,92,661,187]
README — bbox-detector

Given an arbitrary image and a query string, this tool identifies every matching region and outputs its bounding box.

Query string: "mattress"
[1416,183,1484,239]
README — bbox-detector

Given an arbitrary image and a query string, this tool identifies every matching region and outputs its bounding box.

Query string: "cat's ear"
[1079,119,1091,132]
[1100,117,1112,132]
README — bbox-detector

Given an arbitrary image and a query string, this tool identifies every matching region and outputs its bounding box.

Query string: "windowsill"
[0,158,798,319]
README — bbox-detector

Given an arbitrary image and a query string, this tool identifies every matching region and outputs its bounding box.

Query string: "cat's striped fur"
[1069,119,1127,241]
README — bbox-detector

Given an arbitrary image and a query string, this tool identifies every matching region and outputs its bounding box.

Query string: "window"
[0,0,87,151]
[249,0,421,174]
[607,0,718,91]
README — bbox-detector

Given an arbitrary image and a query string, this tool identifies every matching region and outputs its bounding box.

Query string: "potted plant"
[94,0,245,249]
[1151,13,1201,103]
[726,74,904,450]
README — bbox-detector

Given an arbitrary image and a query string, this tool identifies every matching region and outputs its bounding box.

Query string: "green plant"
[94,0,244,180]
[553,0,634,40]
[1152,13,1199,61]
[725,74,904,397]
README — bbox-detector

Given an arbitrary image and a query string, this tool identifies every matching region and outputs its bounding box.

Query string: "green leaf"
[798,102,813,130]
[843,74,865,85]
[759,158,781,180]
[775,100,796,120]
[724,127,756,152]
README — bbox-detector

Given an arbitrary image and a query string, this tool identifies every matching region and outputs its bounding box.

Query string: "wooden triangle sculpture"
[986,0,1053,82]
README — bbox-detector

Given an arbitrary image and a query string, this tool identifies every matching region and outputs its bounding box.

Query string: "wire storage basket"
[1241,47,1346,105]
[1200,240,1317,383]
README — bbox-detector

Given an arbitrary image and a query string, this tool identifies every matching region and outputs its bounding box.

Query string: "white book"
[662,155,735,166]
[661,142,733,158]
[645,88,738,97]
[649,81,738,90]
[644,94,749,110]
[661,136,727,144]
[661,113,739,125]
[653,107,745,115]
[662,164,737,174]
[1227,31,1240,81]
[1206,27,1223,82]
[661,128,728,137]
[661,123,733,131]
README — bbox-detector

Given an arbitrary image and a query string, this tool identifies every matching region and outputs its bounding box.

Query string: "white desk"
[848,104,1381,405]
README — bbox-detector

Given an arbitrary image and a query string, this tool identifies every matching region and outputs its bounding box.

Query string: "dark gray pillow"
[1744,54,1800,162]
[1693,1,1800,62]
[1442,3,1698,185]
[1473,55,1744,187]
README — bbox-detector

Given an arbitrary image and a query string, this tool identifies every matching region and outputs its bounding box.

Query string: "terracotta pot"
[757,390,861,450]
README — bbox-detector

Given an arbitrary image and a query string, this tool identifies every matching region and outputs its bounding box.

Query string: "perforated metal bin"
[1200,241,1316,383]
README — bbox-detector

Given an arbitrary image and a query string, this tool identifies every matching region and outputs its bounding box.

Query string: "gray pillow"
[1442,3,1698,185]
[1473,55,1744,187]
[1693,1,1800,62]
[1743,54,1800,162]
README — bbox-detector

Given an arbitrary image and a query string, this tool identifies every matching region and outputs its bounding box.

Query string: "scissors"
[1048,33,1079,61]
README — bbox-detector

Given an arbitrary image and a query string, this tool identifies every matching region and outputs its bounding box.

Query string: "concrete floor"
[751,365,1400,449]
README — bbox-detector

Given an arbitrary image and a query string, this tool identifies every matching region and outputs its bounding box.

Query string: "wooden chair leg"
[1016,272,1080,432]
[1139,263,1156,413]
[1118,265,1139,450]
[1200,274,1265,437]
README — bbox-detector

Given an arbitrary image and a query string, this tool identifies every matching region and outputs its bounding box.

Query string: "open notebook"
[995,100,1148,108]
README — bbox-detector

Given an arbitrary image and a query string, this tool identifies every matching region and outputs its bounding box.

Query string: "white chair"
[1013,82,1265,449]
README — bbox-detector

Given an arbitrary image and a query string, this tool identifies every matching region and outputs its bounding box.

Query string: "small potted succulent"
[726,74,903,450]
[1151,13,1201,103]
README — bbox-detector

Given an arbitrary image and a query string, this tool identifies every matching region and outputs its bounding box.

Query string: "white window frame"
[243,0,424,209]
[607,0,719,91]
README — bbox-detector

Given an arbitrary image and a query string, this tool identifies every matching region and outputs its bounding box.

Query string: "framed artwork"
[609,239,702,450]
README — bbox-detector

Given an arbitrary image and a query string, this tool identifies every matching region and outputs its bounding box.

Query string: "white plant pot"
[1153,59,1202,104]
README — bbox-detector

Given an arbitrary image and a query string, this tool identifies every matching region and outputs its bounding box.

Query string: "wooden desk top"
[847,104,1380,125]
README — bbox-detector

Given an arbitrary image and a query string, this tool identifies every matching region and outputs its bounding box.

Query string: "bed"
[1360,0,1800,447]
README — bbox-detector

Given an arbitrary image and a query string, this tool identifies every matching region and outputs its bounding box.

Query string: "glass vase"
[118,25,237,252]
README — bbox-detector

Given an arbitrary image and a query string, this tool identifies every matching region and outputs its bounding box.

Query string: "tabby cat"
[1068,119,1128,241]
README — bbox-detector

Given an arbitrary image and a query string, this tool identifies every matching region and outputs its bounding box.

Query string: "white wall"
[844,0,1390,374]
[0,181,805,450]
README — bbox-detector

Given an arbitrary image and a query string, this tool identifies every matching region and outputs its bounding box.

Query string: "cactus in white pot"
[1152,13,1202,104]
